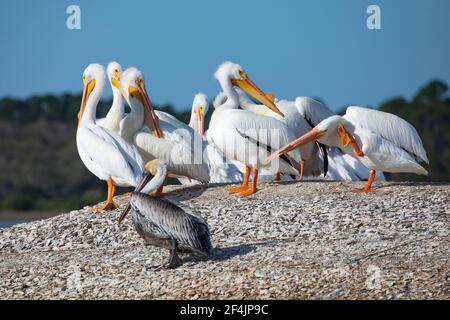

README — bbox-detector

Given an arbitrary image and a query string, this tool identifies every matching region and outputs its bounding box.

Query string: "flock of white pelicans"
[76,61,429,268]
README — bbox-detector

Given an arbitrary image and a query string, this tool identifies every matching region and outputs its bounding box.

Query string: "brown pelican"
[117,160,213,269]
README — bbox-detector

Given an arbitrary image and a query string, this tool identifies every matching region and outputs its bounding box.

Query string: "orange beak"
[136,82,164,138]
[265,128,324,164]
[78,79,96,127]
[197,110,205,136]
[231,74,284,117]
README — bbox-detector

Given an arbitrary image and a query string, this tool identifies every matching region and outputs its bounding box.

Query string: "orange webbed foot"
[352,188,377,193]
[93,201,117,212]
[228,185,248,194]
[239,188,257,197]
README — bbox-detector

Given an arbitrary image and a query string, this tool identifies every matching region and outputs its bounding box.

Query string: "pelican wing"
[133,194,212,253]
[226,109,301,152]
[240,96,319,138]
[203,143,243,183]
[155,110,192,133]
[95,117,106,127]
[326,148,385,181]
[344,106,428,163]
[235,128,301,170]
[77,124,144,184]
[135,120,210,182]
[295,97,335,127]
[208,109,301,175]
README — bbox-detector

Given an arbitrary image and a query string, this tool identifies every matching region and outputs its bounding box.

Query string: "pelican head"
[107,61,123,93]
[116,160,168,224]
[78,63,106,126]
[214,61,284,117]
[120,67,164,138]
[191,93,209,135]
[266,115,364,163]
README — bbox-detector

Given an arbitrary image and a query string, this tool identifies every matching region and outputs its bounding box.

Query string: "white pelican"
[266,106,429,192]
[188,93,243,183]
[238,93,386,182]
[212,92,287,182]
[118,67,211,195]
[236,92,324,180]
[76,64,149,211]
[188,92,208,136]
[294,97,385,181]
[207,61,301,196]
[95,61,125,133]
[117,160,213,269]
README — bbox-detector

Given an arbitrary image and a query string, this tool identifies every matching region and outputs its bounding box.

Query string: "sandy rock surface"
[0,181,448,299]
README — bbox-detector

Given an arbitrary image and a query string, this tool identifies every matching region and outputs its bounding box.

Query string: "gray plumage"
[117,160,213,268]
[129,192,213,255]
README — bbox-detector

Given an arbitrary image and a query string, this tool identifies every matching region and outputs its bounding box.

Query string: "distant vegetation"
[0,80,448,212]
[377,81,450,182]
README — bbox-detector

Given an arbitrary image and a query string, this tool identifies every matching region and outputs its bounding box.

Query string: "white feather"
[295,96,335,127]
[344,107,428,163]
[76,64,145,189]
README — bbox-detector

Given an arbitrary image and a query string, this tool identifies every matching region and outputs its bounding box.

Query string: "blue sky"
[1,0,449,112]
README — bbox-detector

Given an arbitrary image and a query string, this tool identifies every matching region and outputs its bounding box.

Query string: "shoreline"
[0,211,61,222]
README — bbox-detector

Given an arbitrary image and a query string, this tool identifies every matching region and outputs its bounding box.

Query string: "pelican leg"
[298,160,305,182]
[93,177,118,212]
[166,239,182,269]
[229,166,251,193]
[274,172,281,181]
[353,169,377,193]
[239,168,258,197]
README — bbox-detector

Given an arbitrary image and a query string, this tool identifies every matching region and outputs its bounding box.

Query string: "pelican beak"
[337,124,364,157]
[265,128,326,163]
[116,172,152,225]
[111,76,131,106]
[137,81,164,138]
[78,78,96,127]
[197,106,205,136]
[265,92,276,103]
[231,72,284,117]
[116,203,131,224]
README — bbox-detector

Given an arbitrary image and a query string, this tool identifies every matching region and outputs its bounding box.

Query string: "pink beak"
[197,112,205,136]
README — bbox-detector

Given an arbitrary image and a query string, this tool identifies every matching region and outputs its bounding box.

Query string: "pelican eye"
[199,106,203,113]
[238,69,247,79]
[136,77,145,89]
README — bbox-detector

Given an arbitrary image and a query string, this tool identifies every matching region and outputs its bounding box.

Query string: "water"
[0,220,27,228]
[0,211,60,229]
